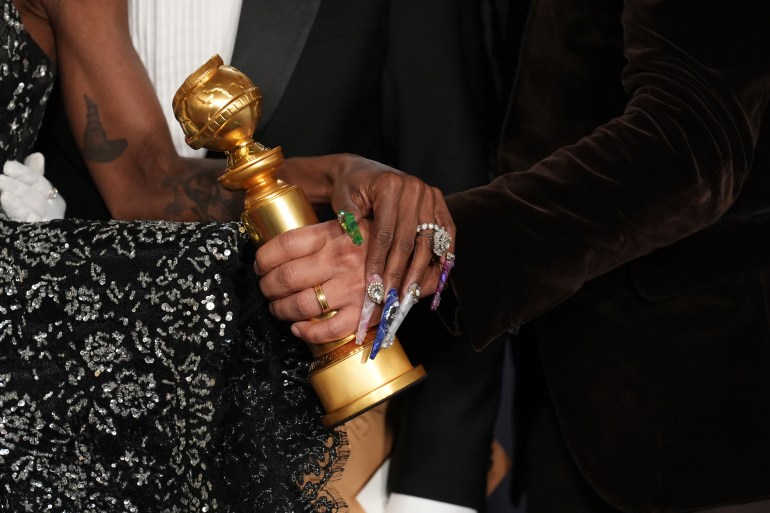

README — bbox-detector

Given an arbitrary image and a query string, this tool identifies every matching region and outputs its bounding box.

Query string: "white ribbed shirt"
[128,0,243,157]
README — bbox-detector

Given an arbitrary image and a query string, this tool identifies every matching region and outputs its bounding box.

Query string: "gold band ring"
[314,284,330,314]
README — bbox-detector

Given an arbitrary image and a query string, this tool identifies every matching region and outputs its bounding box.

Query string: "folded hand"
[0,153,66,221]
[254,219,370,343]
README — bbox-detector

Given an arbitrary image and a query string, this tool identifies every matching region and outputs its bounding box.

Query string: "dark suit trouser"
[513,328,620,513]
[388,301,506,511]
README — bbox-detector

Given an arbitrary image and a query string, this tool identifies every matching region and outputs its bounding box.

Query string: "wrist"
[280,154,349,204]
[316,153,351,187]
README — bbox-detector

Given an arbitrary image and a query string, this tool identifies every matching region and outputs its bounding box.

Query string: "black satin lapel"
[230,0,322,129]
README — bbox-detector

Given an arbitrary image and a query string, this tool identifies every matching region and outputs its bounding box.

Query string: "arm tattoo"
[162,170,243,221]
[82,95,127,163]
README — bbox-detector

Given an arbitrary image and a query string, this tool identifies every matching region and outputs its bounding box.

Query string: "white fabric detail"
[355,458,479,513]
[128,0,243,157]
[385,494,477,513]
[356,458,390,513]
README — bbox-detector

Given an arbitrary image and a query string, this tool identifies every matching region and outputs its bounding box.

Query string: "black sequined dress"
[0,3,346,512]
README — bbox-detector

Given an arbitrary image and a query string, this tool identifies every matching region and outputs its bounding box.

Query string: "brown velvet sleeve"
[446,0,770,349]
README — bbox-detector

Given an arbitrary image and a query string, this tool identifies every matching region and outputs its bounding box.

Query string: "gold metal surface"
[310,329,426,426]
[173,54,426,426]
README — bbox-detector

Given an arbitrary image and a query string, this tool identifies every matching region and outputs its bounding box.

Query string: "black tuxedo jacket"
[445,0,770,512]
[232,0,493,194]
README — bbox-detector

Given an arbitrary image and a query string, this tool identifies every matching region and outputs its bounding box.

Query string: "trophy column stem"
[229,155,426,426]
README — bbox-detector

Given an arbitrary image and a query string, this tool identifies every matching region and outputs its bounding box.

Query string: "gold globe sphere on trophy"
[172,55,426,426]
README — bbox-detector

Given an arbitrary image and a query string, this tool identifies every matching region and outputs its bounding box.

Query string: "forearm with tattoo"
[80,95,242,221]
[162,167,243,221]
[81,95,127,162]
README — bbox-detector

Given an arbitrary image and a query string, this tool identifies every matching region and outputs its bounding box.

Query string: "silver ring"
[416,223,451,257]
[366,280,385,304]
[48,187,59,199]
[416,222,440,233]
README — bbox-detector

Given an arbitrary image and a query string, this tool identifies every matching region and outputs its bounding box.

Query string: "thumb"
[23,152,45,175]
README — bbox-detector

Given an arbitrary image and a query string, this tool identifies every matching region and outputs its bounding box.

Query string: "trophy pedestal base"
[308,330,427,427]
[321,364,426,427]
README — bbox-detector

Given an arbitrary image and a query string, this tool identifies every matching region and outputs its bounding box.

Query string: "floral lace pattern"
[0,219,346,512]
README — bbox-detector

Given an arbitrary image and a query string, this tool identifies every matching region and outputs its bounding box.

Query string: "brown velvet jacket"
[445,0,770,511]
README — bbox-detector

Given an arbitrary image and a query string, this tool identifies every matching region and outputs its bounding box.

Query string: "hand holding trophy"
[172,55,425,426]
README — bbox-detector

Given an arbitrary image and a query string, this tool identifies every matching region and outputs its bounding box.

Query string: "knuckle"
[324,319,347,341]
[378,173,404,196]
[375,229,395,246]
[396,235,415,256]
[348,186,365,206]
[275,263,299,290]
[382,172,401,187]
[405,176,424,196]
[387,270,403,284]
[296,291,319,317]
[278,229,299,253]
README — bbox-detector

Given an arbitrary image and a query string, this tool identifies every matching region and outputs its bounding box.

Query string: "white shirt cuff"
[385,493,477,513]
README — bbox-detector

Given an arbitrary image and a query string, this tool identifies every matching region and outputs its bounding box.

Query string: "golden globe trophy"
[172,55,426,426]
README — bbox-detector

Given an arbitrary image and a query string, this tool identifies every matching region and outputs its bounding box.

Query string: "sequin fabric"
[0,1,54,163]
[0,219,347,512]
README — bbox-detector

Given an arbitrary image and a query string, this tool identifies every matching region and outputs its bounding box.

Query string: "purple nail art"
[431,253,455,311]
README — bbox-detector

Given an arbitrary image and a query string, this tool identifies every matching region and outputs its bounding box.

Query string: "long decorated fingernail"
[366,274,385,305]
[356,300,376,345]
[431,252,455,311]
[356,274,384,344]
[382,283,420,349]
[370,288,399,360]
[338,210,364,246]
